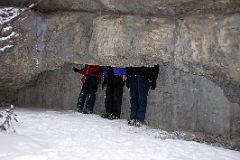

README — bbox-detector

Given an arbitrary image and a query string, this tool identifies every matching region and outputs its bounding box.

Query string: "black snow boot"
[77,92,87,112]
[85,93,96,114]
[101,113,110,118]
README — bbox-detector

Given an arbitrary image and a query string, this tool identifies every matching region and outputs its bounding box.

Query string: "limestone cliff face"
[0,4,239,104]
[0,0,239,147]
[1,0,239,15]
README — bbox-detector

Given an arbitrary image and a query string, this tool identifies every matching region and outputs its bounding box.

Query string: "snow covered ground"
[0,108,239,160]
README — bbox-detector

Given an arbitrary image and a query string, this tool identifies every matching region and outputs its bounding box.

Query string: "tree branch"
[0,105,18,133]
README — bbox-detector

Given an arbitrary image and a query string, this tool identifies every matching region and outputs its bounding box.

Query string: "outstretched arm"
[73,66,80,72]
[150,65,159,90]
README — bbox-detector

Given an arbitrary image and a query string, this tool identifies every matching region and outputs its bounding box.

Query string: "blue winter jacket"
[103,67,126,77]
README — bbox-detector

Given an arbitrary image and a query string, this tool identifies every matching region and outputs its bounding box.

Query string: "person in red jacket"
[73,64,102,114]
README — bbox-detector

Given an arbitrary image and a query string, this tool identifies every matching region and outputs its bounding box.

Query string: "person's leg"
[129,77,139,120]
[85,92,96,114]
[104,77,114,116]
[136,77,150,122]
[76,83,88,112]
[112,76,123,118]
[85,76,98,113]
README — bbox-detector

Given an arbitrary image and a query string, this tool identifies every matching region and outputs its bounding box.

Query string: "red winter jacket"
[79,65,102,84]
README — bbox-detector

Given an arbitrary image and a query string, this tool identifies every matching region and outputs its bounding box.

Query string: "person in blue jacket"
[101,66,127,120]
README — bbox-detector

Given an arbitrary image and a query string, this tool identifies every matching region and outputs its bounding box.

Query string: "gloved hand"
[73,66,79,72]
[102,78,107,90]
[150,80,156,90]
[126,79,130,88]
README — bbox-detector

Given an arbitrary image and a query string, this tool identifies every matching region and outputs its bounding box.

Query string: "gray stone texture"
[1,0,239,16]
[1,10,239,104]
[0,0,240,148]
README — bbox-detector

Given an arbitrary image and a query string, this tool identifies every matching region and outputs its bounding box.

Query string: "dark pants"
[105,76,123,118]
[77,75,98,112]
[129,76,150,122]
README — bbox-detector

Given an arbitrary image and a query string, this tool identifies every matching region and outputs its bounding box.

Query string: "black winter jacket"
[126,65,159,81]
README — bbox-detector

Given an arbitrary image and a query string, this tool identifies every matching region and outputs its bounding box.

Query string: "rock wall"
[1,0,239,16]
[1,10,239,104]
[0,0,239,147]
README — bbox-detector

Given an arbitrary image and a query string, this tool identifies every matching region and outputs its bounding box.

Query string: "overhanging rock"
[0,0,239,148]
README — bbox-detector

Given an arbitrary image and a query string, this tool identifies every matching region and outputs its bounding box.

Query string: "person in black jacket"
[126,65,159,127]
[101,66,127,120]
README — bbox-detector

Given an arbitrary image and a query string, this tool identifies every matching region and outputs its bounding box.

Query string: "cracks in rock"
[80,15,94,54]
[37,8,175,19]
[32,2,240,19]
[166,63,240,106]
